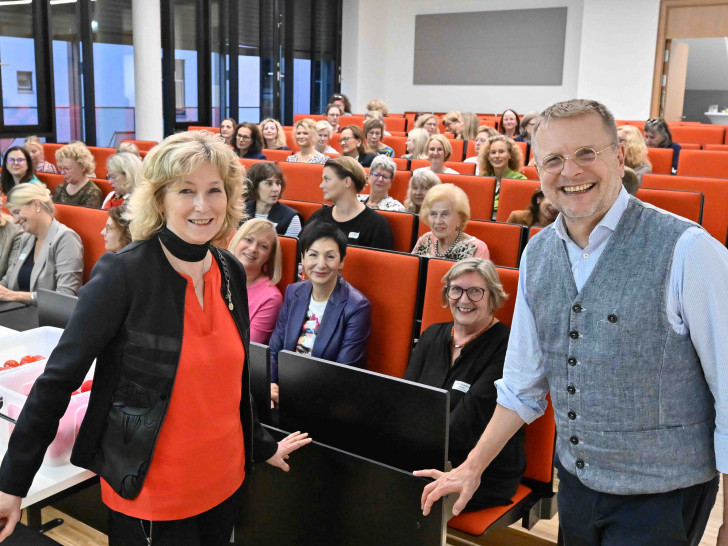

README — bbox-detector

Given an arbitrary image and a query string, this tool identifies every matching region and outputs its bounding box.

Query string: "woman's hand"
[0,286,18,302]
[0,492,22,542]
[266,431,312,472]
[270,383,279,405]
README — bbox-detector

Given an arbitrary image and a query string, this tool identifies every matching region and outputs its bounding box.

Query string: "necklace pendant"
[228,301,234,311]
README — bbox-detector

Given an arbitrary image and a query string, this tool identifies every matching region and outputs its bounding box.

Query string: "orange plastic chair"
[670,126,725,147]
[341,247,421,378]
[676,142,701,150]
[495,179,541,223]
[187,126,220,133]
[420,259,520,330]
[465,221,524,268]
[528,226,543,240]
[376,210,418,253]
[120,139,157,152]
[409,160,475,175]
[42,143,66,168]
[521,166,539,180]
[278,162,326,202]
[428,173,496,222]
[383,118,406,132]
[91,178,113,202]
[676,150,728,178]
[87,147,116,179]
[381,136,407,157]
[340,117,366,130]
[389,170,412,203]
[641,174,728,243]
[704,144,728,152]
[635,188,703,224]
[276,236,298,296]
[283,131,300,153]
[262,149,292,162]
[293,114,325,124]
[239,158,272,170]
[36,173,67,194]
[645,147,674,175]
[53,204,109,284]
[279,199,323,224]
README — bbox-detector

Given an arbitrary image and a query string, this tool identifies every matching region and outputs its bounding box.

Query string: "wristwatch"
[30,291,37,306]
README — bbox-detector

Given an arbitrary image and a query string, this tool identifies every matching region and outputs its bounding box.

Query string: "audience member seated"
[461,113,480,141]
[506,188,558,227]
[498,109,520,140]
[357,156,405,211]
[260,118,290,150]
[244,162,303,237]
[101,205,132,252]
[268,220,372,404]
[0,211,20,279]
[286,119,328,164]
[464,126,498,175]
[229,218,283,344]
[53,142,103,208]
[339,126,377,167]
[514,111,538,144]
[116,141,141,157]
[405,258,525,512]
[325,103,342,133]
[234,122,267,160]
[364,118,394,157]
[412,183,489,260]
[414,134,459,175]
[315,120,338,155]
[219,117,237,147]
[644,118,681,174]
[402,128,430,160]
[23,136,58,174]
[364,110,391,136]
[618,125,652,181]
[415,113,439,136]
[366,98,388,117]
[621,166,640,196]
[329,93,352,116]
[0,183,83,304]
[103,152,142,209]
[1,146,39,195]
[308,156,394,250]
[442,110,464,139]
[479,135,526,220]
[404,169,441,214]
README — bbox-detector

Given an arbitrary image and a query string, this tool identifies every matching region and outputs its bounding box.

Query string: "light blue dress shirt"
[496,187,728,473]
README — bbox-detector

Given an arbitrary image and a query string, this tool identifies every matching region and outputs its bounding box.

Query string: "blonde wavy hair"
[228,218,282,285]
[618,125,652,171]
[478,135,524,176]
[419,183,470,231]
[407,128,430,160]
[107,152,142,195]
[55,141,96,175]
[404,169,440,213]
[6,182,55,216]
[426,134,453,162]
[259,118,288,149]
[125,131,245,247]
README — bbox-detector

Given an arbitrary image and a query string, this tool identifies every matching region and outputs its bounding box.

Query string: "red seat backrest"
[340,117,365,130]
[341,247,420,378]
[409,159,475,175]
[91,178,113,202]
[87,147,116,179]
[383,118,406,132]
[187,126,220,133]
[496,179,541,223]
[52,203,108,284]
[676,149,728,178]
[262,148,292,162]
[293,114,325,124]
[465,221,524,268]
[524,392,556,483]
[239,158,272,170]
[376,210,418,253]
[431,173,496,222]
[276,236,298,296]
[389,170,412,203]
[279,199,323,224]
[704,144,728,152]
[676,142,701,150]
[36,173,67,194]
[381,136,407,158]
[635,188,703,224]
[642,174,728,243]
[521,165,539,180]
[42,143,66,168]
[120,140,157,152]
[670,126,725,146]
[645,147,673,175]
[528,226,543,239]
[421,258,520,330]
[278,162,327,202]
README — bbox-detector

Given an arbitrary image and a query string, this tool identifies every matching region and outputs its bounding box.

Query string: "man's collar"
[554,186,630,244]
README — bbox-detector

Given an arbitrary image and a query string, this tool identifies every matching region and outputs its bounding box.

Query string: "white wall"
[342,0,661,119]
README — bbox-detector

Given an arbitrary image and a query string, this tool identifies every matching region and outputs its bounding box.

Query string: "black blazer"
[244,200,303,236]
[0,236,278,499]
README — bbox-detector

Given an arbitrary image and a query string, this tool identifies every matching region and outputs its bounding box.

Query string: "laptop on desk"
[37,289,78,329]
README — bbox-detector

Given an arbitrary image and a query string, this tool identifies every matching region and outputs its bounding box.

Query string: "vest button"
[572,304,582,313]
[570,436,579,445]
[568,411,577,420]
[567,385,576,394]
[575,459,585,469]
[569,331,579,339]
[568,357,577,366]
[608,314,618,323]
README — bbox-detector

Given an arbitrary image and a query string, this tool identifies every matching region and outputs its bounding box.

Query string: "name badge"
[304,320,318,331]
[452,381,470,393]
[348,232,360,239]
[18,254,27,261]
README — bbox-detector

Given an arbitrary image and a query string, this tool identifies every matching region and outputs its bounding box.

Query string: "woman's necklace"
[435,228,462,257]
[451,316,497,349]
[170,252,209,290]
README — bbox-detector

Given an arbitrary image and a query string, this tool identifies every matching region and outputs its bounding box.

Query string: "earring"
[36,208,40,213]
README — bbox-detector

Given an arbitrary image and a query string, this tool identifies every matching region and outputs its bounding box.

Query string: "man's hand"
[266,431,312,472]
[0,492,21,542]
[414,460,483,517]
[270,383,279,405]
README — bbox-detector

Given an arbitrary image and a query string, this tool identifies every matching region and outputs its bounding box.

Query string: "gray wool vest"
[526,198,716,495]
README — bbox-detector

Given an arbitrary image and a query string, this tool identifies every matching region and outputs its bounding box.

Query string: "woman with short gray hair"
[357,155,404,211]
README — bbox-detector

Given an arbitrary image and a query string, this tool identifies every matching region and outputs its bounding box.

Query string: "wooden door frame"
[651,0,728,117]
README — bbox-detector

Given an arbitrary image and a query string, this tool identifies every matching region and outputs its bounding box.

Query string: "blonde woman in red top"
[0,131,310,545]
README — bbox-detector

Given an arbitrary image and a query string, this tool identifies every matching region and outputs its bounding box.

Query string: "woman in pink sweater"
[229,218,283,343]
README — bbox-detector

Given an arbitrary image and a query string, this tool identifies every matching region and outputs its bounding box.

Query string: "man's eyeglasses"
[446,285,486,302]
[369,171,391,181]
[538,143,616,175]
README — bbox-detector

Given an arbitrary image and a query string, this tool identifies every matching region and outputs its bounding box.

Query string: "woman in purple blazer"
[268,220,371,404]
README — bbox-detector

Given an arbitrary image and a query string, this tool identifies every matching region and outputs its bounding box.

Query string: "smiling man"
[416,99,728,545]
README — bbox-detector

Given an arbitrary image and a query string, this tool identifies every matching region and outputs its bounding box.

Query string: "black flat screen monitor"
[278,350,448,473]
[248,342,271,425]
[37,289,78,329]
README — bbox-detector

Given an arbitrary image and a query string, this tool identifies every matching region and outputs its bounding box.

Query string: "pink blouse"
[248,277,283,344]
